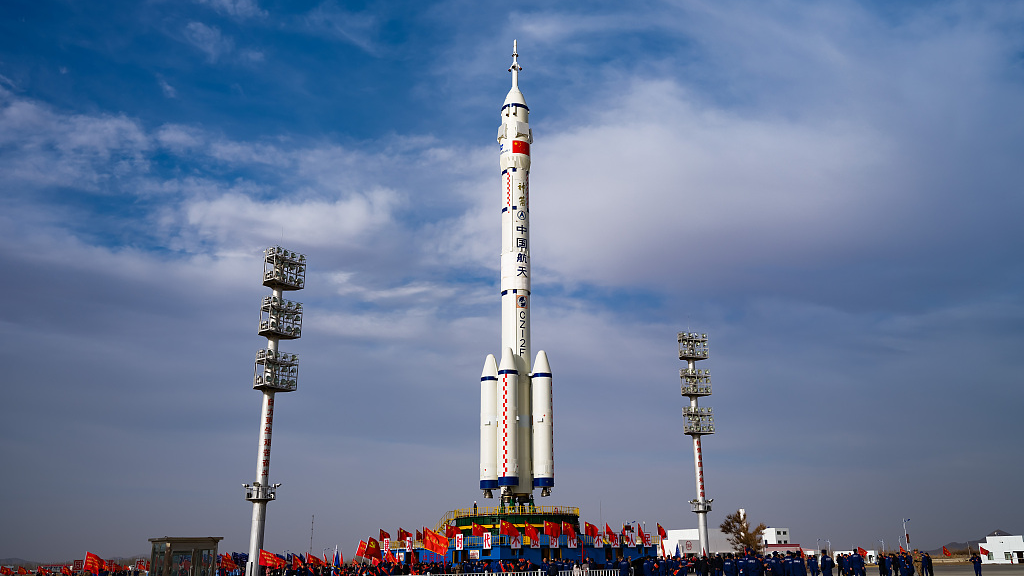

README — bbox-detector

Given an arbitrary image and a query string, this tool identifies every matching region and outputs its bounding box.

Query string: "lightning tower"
[480,40,554,504]
[679,331,714,555]
[244,246,306,576]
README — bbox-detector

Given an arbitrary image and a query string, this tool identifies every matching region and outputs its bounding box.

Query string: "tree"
[720,509,767,553]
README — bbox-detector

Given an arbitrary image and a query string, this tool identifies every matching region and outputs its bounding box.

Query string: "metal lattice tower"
[244,246,306,576]
[679,331,714,556]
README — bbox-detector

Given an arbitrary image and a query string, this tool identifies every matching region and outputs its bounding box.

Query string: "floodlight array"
[263,246,306,290]
[258,295,303,339]
[678,332,709,360]
[253,349,300,391]
[680,367,712,396]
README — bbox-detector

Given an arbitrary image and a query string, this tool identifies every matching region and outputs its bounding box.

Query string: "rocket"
[480,41,554,502]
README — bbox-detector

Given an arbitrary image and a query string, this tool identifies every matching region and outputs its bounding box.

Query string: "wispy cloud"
[195,0,267,19]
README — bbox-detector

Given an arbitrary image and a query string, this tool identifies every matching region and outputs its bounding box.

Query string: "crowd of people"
[252,548,983,576]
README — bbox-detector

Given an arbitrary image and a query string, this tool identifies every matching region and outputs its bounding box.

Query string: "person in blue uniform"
[819,552,834,576]
[969,553,982,576]
[808,554,819,576]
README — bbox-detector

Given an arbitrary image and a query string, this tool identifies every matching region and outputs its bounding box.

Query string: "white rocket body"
[480,41,554,499]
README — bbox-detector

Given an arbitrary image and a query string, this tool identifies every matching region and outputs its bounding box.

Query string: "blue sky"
[2,0,1024,563]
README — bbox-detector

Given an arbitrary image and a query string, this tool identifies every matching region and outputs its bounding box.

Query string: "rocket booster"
[480,41,554,501]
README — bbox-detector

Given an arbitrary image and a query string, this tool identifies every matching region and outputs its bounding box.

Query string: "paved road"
[934,565,1024,576]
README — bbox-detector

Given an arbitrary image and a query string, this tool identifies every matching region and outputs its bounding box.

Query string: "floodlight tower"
[679,331,714,556]
[244,246,306,576]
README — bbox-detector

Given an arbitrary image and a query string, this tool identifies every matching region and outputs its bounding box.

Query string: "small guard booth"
[149,537,223,576]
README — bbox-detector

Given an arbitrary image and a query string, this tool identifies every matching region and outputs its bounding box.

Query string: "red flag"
[942,547,952,557]
[858,548,867,556]
[563,522,577,539]
[472,523,485,537]
[17,569,27,576]
[1,568,12,575]
[365,538,383,561]
[980,547,989,555]
[415,530,423,541]
[499,520,519,537]
[355,541,367,559]
[221,555,238,571]
[545,521,561,539]
[290,555,300,571]
[605,523,615,537]
[84,553,104,575]
[899,546,906,553]
[657,524,667,539]
[445,524,458,538]
[258,551,285,569]
[585,523,599,538]
[398,528,412,541]
[61,567,73,576]
[380,530,391,541]
[422,528,448,556]
[525,523,539,544]
[637,525,645,542]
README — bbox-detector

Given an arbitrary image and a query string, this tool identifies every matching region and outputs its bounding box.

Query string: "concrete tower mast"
[679,332,714,556]
[244,246,306,576]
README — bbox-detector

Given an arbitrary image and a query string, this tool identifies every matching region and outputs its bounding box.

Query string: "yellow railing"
[433,505,581,533]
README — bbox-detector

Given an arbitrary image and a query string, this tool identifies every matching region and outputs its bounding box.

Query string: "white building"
[763,528,792,546]
[980,530,1024,564]
[662,528,733,556]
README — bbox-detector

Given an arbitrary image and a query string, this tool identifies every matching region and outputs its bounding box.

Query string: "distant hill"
[926,530,1015,556]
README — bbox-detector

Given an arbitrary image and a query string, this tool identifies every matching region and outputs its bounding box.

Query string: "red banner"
[422,528,448,556]
[84,553,104,575]
[355,541,367,559]
[258,551,285,569]
[980,547,990,555]
[380,530,391,542]
[942,547,952,557]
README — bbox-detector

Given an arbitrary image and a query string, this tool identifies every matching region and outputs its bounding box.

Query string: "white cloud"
[183,21,234,63]
[195,0,267,19]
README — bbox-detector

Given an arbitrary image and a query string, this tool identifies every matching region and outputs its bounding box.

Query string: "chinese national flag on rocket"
[942,547,952,557]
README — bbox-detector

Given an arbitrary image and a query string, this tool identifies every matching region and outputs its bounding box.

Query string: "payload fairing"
[480,41,554,503]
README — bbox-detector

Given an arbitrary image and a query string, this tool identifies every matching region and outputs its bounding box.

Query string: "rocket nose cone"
[498,347,518,372]
[481,354,498,378]
[533,350,551,374]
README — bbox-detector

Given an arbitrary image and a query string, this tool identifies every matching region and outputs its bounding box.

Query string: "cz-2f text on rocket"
[480,41,554,504]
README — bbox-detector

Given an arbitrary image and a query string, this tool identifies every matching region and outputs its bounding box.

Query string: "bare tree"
[719,509,767,553]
